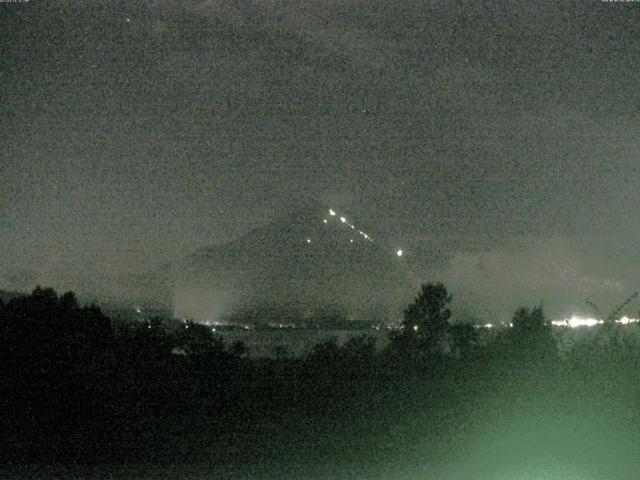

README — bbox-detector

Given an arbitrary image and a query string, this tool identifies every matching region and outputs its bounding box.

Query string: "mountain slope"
[173,201,416,324]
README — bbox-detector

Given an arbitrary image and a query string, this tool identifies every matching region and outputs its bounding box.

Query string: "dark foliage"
[448,322,480,359]
[487,304,557,365]
[389,282,452,359]
[2,285,640,477]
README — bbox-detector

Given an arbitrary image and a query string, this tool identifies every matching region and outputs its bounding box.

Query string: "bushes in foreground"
[2,286,640,466]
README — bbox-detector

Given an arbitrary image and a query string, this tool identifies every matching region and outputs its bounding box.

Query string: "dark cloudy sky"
[2,0,640,320]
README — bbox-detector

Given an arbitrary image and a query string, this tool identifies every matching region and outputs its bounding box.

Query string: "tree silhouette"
[448,322,479,359]
[509,305,556,361]
[59,291,79,311]
[392,282,452,357]
[307,337,341,365]
[176,321,225,357]
[229,340,247,358]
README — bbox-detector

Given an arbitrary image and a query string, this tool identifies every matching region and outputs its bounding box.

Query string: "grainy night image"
[2,1,640,479]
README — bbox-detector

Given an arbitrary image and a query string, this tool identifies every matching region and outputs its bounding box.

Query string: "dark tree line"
[1,284,639,468]
[388,283,556,362]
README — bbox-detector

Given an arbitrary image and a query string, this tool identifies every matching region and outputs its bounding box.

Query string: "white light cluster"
[551,315,639,328]
[473,323,494,329]
[325,209,374,243]
[619,315,638,325]
[472,316,640,330]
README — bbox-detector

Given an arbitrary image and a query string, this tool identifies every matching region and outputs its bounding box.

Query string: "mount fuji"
[172,200,417,325]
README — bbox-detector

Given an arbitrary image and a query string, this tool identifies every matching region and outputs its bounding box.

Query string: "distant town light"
[306,238,311,244]
[323,219,328,223]
[329,209,336,216]
[413,325,419,332]
[340,216,347,223]
[618,316,638,325]
[568,316,599,328]
[549,314,640,328]
[396,249,403,257]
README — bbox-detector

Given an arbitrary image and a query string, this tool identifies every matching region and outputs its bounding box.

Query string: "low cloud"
[435,235,638,323]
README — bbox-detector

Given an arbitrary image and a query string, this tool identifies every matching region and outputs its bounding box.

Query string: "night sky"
[2,1,640,321]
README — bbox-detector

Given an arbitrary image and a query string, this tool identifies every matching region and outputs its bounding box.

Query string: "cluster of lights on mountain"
[328,208,373,241]
[304,208,404,257]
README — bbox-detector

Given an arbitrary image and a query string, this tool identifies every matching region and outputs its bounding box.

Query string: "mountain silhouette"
[173,200,415,324]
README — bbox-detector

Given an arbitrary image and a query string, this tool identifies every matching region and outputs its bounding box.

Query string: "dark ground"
[3,290,640,479]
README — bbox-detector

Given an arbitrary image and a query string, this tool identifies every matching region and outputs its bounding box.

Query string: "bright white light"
[350,239,354,243]
[484,323,493,329]
[552,314,639,328]
[618,316,639,325]
[306,238,311,244]
[396,249,403,257]
[327,210,374,241]
[567,316,599,328]
[413,325,419,332]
